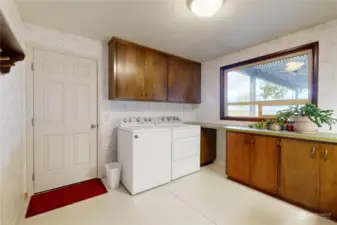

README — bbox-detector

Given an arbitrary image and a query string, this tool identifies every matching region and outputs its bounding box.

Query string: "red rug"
[26,179,107,218]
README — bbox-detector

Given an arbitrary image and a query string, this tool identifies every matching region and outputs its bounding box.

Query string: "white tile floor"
[18,164,336,225]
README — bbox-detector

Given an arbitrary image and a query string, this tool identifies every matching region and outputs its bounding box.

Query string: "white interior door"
[33,49,98,193]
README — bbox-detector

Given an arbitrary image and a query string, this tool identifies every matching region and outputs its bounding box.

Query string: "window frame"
[220,42,319,121]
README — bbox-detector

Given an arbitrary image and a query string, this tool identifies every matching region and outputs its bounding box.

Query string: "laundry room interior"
[2,0,337,225]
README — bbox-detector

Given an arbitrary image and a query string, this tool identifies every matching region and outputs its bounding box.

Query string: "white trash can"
[105,162,122,189]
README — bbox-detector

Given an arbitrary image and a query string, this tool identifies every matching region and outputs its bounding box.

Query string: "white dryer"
[156,117,201,180]
[118,117,172,195]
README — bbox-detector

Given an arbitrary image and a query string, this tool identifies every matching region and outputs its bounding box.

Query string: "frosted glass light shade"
[187,0,225,17]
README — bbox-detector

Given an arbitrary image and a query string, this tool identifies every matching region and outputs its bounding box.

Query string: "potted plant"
[268,118,287,131]
[248,118,286,131]
[276,104,337,133]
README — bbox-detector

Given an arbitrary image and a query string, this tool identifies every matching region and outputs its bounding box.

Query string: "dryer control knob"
[136,117,141,122]
[129,119,132,122]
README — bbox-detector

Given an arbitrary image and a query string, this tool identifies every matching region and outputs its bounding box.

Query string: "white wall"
[0,1,26,225]
[24,23,198,181]
[0,64,25,225]
[197,18,337,165]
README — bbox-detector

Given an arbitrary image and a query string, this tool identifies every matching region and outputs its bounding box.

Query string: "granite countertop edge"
[186,122,337,144]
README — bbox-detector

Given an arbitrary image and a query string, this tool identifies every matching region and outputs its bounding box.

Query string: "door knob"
[91,124,97,129]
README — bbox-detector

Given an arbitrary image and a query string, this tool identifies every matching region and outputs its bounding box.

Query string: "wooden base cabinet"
[279,139,320,210]
[227,131,337,220]
[280,140,337,216]
[319,143,337,218]
[250,135,279,194]
[226,132,251,184]
[226,132,278,193]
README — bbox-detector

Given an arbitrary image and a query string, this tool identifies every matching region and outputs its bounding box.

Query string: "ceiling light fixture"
[187,0,225,17]
[285,62,305,72]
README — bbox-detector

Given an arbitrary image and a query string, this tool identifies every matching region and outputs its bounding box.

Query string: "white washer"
[156,117,201,180]
[118,117,172,195]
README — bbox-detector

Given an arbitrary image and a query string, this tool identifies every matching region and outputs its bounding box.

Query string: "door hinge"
[31,118,35,126]
[31,63,34,71]
[32,173,35,182]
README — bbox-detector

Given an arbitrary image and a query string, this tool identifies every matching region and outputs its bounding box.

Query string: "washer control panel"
[156,116,182,125]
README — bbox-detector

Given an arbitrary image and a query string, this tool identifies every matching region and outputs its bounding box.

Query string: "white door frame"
[26,44,102,195]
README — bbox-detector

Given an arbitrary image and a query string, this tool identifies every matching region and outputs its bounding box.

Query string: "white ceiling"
[16,0,337,62]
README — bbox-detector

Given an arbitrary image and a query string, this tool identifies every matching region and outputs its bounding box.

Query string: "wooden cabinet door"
[168,57,201,103]
[250,135,278,194]
[226,132,251,184]
[116,41,145,100]
[200,128,217,166]
[280,139,319,210]
[185,62,201,103]
[319,143,337,217]
[144,50,167,101]
[168,57,189,102]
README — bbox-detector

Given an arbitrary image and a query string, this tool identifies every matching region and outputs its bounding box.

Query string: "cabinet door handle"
[251,139,254,144]
[311,147,316,158]
[324,149,329,161]
[141,90,143,96]
[145,92,148,97]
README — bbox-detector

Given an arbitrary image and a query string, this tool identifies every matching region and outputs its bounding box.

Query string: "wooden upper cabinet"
[144,50,167,101]
[167,57,187,102]
[109,37,201,103]
[168,57,201,104]
[319,143,337,217]
[114,41,146,100]
[0,11,25,74]
[226,132,251,184]
[250,135,278,194]
[280,139,319,210]
[185,62,201,103]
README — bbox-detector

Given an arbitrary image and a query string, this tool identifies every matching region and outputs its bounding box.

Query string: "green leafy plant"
[259,83,288,100]
[248,120,269,129]
[276,104,337,130]
[248,118,286,129]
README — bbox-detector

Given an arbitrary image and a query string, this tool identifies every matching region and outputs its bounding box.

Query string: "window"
[220,42,319,121]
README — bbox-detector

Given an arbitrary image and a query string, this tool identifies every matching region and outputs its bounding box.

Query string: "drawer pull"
[311,147,316,158]
[324,149,329,161]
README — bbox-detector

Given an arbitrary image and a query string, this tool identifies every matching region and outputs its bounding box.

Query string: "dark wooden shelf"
[0,10,25,75]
